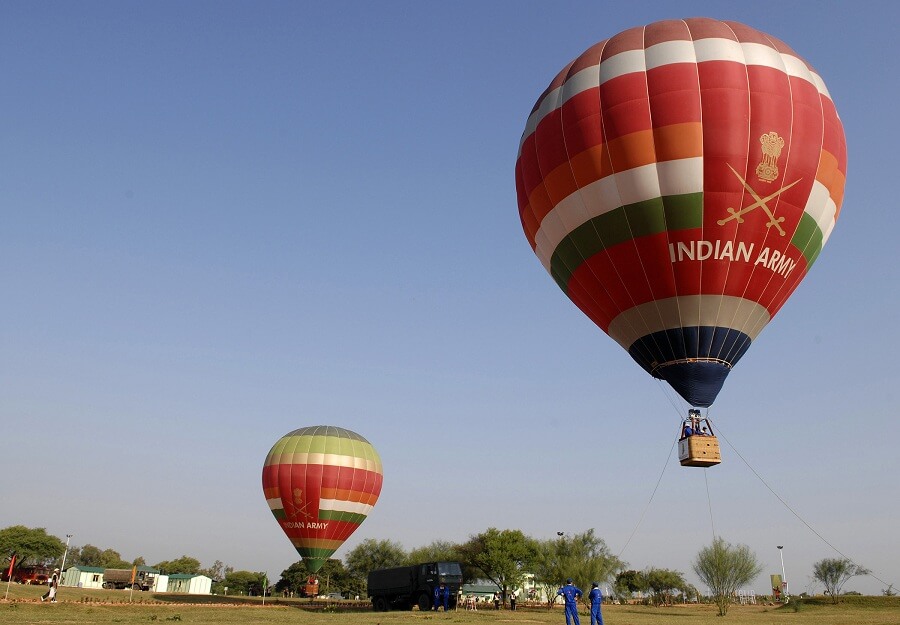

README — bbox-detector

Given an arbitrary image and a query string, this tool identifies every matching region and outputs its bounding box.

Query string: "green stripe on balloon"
[791,212,824,267]
[551,192,703,292]
[319,509,367,524]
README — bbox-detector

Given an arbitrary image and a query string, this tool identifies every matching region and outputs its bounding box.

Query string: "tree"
[458,528,538,601]
[643,568,687,606]
[614,569,647,603]
[99,549,130,568]
[276,558,356,598]
[275,560,313,596]
[407,540,462,566]
[154,556,202,574]
[221,570,267,595]
[812,558,870,603]
[318,558,355,597]
[75,544,103,567]
[532,530,624,607]
[344,538,407,593]
[532,537,570,607]
[72,544,129,569]
[692,537,762,616]
[563,530,623,594]
[0,526,65,567]
[199,560,228,581]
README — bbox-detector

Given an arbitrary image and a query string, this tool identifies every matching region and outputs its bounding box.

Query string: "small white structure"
[61,566,104,589]
[153,574,169,592]
[167,573,212,595]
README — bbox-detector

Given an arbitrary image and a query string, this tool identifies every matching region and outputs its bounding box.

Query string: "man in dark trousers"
[41,568,60,602]
[433,582,450,611]
[588,582,604,625]
[556,578,583,625]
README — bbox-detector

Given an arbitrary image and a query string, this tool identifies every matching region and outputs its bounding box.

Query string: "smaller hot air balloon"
[262,425,383,573]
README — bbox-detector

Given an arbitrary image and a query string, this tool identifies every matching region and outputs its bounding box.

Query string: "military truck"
[102,567,156,590]
[368,561,463,611]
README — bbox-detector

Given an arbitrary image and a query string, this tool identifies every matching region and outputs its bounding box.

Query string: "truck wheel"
[418,593,432,612]
[373,597,388,611]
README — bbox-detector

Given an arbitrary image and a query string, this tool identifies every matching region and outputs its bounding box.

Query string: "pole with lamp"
[777,546,788,602]
[60,534,73,587]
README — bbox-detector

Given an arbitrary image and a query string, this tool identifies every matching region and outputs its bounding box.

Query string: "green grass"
[2,585,899,625]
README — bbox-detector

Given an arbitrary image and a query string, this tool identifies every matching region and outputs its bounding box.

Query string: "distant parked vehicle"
[1,564,50,585]
[102,568,155,591]
[368,561,463,612]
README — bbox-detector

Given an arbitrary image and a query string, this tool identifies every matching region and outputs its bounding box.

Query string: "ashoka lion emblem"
[755,131,785,183]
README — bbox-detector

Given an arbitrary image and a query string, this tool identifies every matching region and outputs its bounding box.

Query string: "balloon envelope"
[262,425,383,573]
[515,18,846,407]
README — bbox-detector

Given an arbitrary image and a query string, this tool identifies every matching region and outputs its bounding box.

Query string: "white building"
[167,574,212,595]
[61,565,105,589]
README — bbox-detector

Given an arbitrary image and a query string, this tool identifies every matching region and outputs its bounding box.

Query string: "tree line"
[1,524,872,614]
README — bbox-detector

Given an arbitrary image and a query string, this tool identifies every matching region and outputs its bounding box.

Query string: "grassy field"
[2,585,898,625]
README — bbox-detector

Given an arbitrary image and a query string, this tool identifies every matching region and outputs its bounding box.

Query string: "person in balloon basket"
[433,582,450,611]
[557,578,583,625]
[588,582,604,625]
[41,568,60,602]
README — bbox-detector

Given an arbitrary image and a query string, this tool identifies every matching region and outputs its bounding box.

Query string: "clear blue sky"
[2,1,897,596]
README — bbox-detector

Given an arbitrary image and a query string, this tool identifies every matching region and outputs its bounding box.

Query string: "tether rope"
[616,435,675,560]
[714,421,895,590]
[618,386,893,591]
[704,467,717,540]
[616,381,687,560]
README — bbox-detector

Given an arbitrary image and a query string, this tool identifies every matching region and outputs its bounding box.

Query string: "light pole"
[60,534,73,586]
[777,546,788,599]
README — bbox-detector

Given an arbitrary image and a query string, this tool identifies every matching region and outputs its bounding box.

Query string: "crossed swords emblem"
[286,488,314,520]
[716,163,801,236]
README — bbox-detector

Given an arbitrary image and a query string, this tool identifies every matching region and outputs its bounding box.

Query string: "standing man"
[509,589,517,610]
[588,582,604,625]
[433,582,450,611]
[41,568,60,602]
[556,578,583,625]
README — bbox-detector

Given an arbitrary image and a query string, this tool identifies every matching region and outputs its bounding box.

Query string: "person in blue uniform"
[556,578,583,625]
[588,582,604,625]
[433,582,450,611]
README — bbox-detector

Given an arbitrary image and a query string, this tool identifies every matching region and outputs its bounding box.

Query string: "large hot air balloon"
[515,18,846,409]
[262,425,383,573]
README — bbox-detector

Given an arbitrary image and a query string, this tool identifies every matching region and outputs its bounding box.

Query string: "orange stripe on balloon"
[521,123,704,247]
[816,149,846,218]
[653,123,703,162]
[321,488,380,505]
